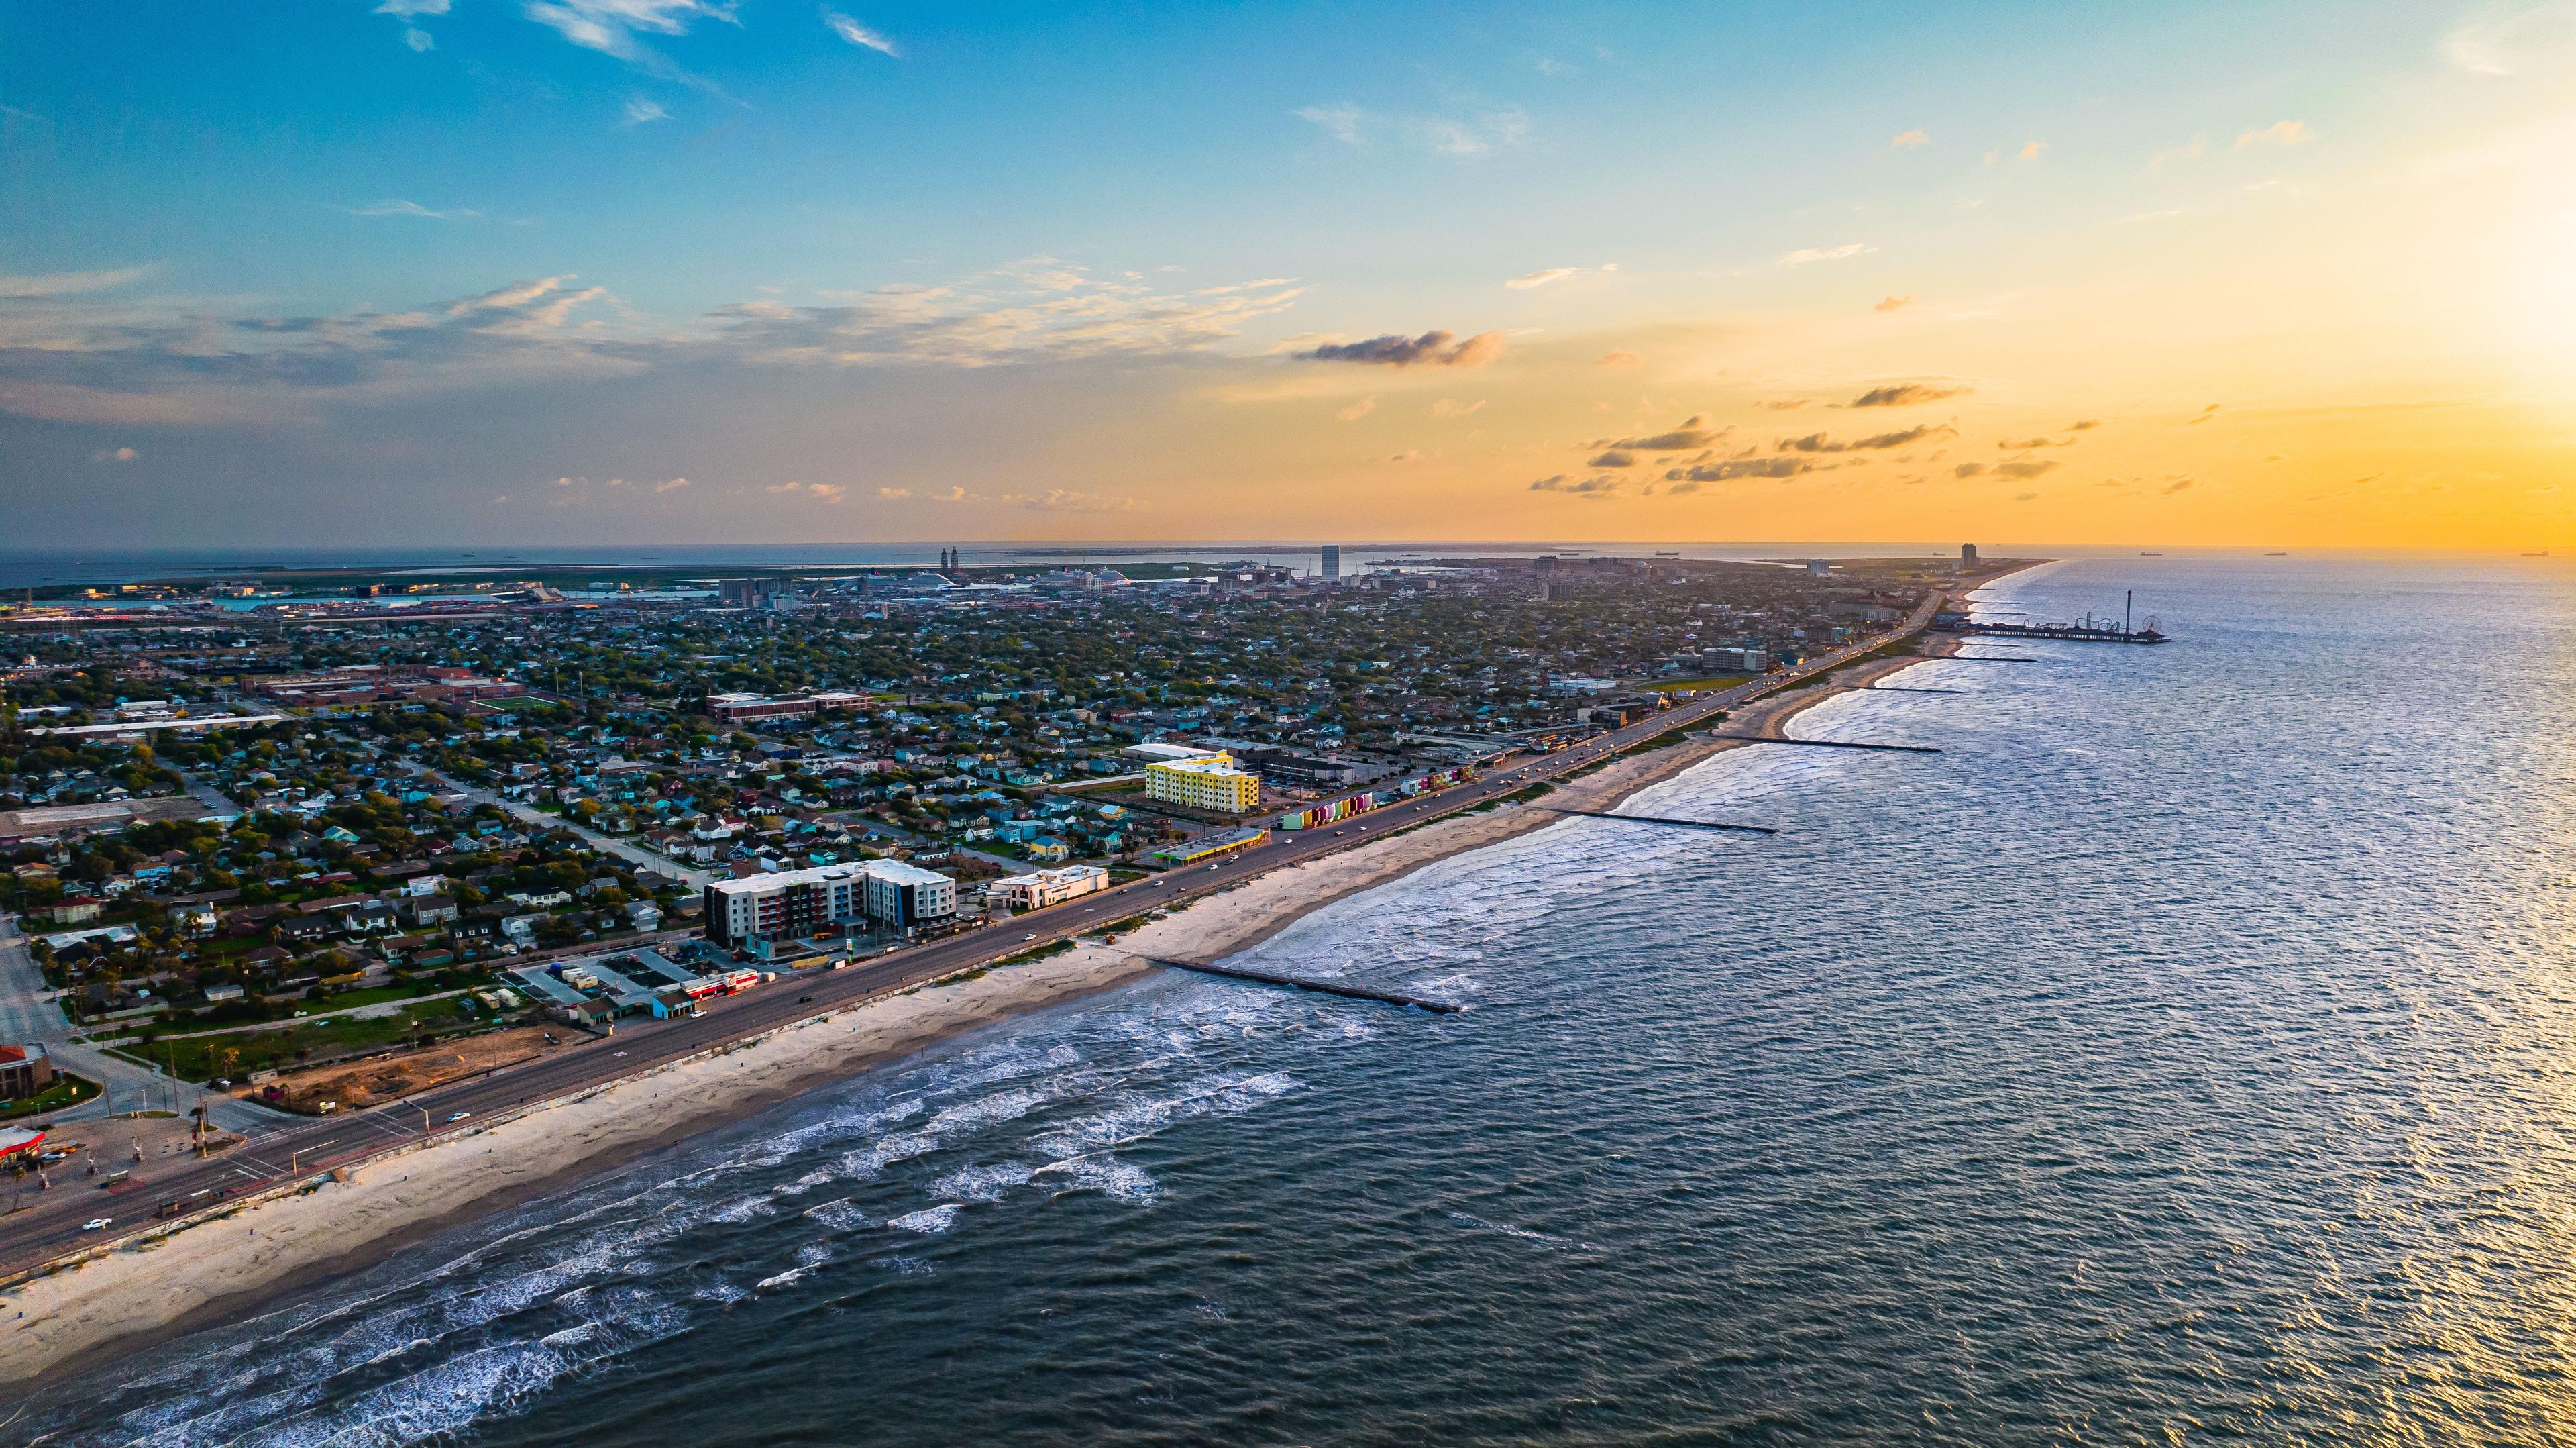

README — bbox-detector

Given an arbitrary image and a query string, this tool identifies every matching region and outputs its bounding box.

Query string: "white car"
[447,1111,472,1123]
[82,1217,111,1231]
[1023,933,1036,941]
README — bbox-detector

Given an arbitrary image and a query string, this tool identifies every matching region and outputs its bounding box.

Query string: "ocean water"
[28,556,2576,1446]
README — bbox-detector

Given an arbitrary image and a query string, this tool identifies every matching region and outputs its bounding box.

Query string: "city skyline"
[5,1,2573,548]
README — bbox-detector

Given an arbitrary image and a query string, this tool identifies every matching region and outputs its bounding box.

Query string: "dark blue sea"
[30,556,2576,1445]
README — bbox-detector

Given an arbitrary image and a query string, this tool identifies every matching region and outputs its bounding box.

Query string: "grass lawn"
[1656,675,1754,692]
[1,1073,100,1120]
[317,983,447,1011]
[115,998,487,1082]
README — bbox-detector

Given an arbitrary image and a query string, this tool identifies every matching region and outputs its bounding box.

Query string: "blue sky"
[5,1,2571,547]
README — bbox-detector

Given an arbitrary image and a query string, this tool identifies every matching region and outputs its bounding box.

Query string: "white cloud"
[520,0,740,86]
[654,476,690,493]
[2444,3,2576,74]
[807,482,847,501]
[0,266,154,298]
[1001,488,1138,512]
[1295,103,1368,146]
[1505,262,1615,290]
[2149,136,2206,169]
[1415,107,1529,157]
[1336,397,1375,421]
[822,9,898,56]
[2235,119,2310,149]
[344,199,478,219]
[0,264,1307,429]
[1890,127,1929,149]
[625,97,671,124]
[1297,102,1529,157]
[1778,242,1872,266]
[376,0,450,14]
[92,446,138,464]
[404,28,435,50]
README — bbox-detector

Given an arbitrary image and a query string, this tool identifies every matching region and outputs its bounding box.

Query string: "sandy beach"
[0,581,2017,1388]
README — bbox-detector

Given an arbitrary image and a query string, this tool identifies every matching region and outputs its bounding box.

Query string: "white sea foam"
[887,1204,962,1233]
[927,1161,1035,1202]
[802,1197,871,1231]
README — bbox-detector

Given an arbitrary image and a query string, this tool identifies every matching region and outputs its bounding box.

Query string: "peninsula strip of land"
[0,578,2025,1387]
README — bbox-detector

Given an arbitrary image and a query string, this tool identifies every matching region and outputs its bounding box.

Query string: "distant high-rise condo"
[1321,544,1341,584]
[1961,544,1980,564]
[1805,559,1831,577]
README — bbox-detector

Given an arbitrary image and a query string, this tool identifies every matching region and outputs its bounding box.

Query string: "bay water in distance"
[30,556,2576,1446]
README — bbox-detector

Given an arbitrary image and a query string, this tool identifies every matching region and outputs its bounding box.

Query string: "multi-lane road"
[0,601,1943,1281]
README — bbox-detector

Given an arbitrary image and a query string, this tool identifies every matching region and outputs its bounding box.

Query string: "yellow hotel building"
[1145,753,1263,813]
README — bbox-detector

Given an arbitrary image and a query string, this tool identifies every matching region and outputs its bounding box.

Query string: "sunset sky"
[5,1,2573,549]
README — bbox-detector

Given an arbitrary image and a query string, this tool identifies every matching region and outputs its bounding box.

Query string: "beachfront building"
[1145,753,1263,814]
[987,864,1109,913]
[704,860,958,947]
[1151,827,1270,866]
[862,860,957,931]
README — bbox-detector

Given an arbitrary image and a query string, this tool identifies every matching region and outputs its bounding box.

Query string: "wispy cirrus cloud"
[1890,127,1929,149]
[377,0,447,45]
[1295,102,1531,157]
[1505,262,1617,290]
[0,266,154,299]
[1779,242,1871,266]
[343,199,480,220]
[822,9,898,56]
[0,264,1315,429]
[869,483,1133,511]
[2443,3,2576,74]
[2235,119,2310,149]
[624,97,671,124]
[521,0,741,90]
[1293,103,1368,146]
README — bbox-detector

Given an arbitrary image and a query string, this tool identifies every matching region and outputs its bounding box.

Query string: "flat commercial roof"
[506,964,587,1006]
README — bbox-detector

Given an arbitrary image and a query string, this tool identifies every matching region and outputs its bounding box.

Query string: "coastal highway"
[0,594,1953,1282]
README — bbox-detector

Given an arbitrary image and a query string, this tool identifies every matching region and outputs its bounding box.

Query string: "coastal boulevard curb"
[0,587,1980,1295]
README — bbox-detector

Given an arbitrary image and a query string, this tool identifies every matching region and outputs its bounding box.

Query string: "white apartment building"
[704,859,958,947]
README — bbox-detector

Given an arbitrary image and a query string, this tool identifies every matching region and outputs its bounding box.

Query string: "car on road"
[1023,933,1036,941]
[82,1218,111,1231]
[447,1111,472,1122]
